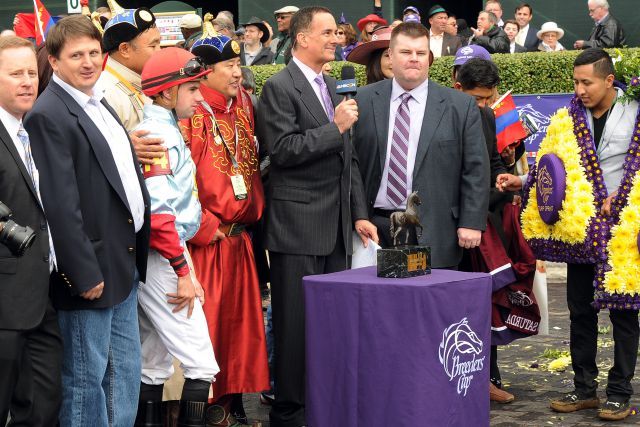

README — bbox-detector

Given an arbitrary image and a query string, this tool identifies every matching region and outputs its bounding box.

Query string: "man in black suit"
[25,16,150,426]
[354,23,489,264]
[0,36,62,427]
[514,3,540,52]
[257,6,377,427]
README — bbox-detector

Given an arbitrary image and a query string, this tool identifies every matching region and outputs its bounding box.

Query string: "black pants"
[0,301,63,426]
[567,263,639,400]
[269,239,346,427]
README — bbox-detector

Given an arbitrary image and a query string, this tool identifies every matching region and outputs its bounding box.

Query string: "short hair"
[95,6,110,15]
[390,22,429,49]
[456,58,500,90]
[0,35,34,56]
[290,6,332,51]
[241,67,256,92]
[213,17,235,32]
[46,15,102,58]
[574,48,615,78]
[515,3,533,15]
[503,19,520,31]
[485,0,502,10]
[338,23,357,46]
[448,13,457,20]
[217,11,234,22]
[481,11,498,26]
[591,0,610,9]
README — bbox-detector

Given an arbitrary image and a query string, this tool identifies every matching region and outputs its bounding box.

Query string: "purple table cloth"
[304,266,492,427]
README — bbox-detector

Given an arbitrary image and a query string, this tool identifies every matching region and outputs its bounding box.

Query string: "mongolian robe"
[181,84,269,398]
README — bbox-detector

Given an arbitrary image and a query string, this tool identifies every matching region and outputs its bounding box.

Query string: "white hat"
[537,22,564,40]
[180,13,202,29]
[274,5,299,15]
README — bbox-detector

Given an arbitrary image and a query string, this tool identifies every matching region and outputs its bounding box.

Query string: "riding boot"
[177,401,207,427]
[134,400,163,427]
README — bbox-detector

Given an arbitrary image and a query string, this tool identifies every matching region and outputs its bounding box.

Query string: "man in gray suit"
[257,6,378,427]
[354,22,489,268]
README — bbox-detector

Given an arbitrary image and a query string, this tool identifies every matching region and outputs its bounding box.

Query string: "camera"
[0,201,36,257]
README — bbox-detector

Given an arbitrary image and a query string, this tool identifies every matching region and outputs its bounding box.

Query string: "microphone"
[336,65,357,100]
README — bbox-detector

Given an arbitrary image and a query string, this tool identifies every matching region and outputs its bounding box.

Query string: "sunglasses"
[142,57,206,92]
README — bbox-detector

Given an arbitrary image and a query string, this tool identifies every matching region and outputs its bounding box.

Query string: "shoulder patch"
[142,148,172,178]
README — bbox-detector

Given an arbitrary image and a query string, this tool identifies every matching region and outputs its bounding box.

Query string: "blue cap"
[453,45,491,66]
[403,6,420,15]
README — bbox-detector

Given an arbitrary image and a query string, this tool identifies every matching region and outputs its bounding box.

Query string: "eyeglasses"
[142,57,206,92]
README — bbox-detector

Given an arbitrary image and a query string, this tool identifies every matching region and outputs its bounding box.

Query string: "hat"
[427,5,447,18]
[346,26,391,65]
[536,22,564,40]
[191,14,241,66]
[403,6,420,16]
[453,45,491,66]
[180,13,202,29]
[141,47,210,97]
[102,7,156,52]
[273,6,299,16]
[403,14,421,24]
[357,14,388,32]
[240,17,270,44]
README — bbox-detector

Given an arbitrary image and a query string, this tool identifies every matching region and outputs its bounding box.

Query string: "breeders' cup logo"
[537,164,553,204]
[516,103,551,159]
[438,318,484,396]
[507,290,533,307]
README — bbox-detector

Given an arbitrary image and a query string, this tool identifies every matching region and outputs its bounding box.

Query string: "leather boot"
[134,400,163,427]
[177,400,207,427]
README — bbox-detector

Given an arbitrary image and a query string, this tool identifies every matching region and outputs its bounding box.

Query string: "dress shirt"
[510,42,516,53]
[429,30,444,58]
[515,24,528,46]
[292,55,333,118]
[375,78,429,210]
[52,74,145,232]
[0,106,56,271]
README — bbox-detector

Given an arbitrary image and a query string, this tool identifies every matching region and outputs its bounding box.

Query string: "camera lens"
[0,219,36,257]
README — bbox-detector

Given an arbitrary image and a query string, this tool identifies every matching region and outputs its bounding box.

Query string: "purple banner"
[514,93,573,163]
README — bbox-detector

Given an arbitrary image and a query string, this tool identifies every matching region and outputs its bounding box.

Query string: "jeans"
[57,275,141,427]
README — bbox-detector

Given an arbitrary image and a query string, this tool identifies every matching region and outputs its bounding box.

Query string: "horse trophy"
[377,191,431,278]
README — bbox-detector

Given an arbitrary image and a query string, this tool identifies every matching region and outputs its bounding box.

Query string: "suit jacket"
[441,33,462,57]
[0,120,51,330]
[523,26,540,52]
[511,43,528,53]
[240,44,274,66]
[25,81,151,310]
[584,14,626,49]
[256,60,368,256]
[354,79,489,268]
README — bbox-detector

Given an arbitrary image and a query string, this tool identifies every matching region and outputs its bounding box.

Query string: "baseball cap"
[453,45,491,66]
[180,13,202,29]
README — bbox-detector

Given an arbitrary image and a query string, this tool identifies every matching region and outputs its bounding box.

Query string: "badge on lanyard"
[231,174,248,200]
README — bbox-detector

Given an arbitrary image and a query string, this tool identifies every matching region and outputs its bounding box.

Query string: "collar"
[244,42,263,55]
[520,24,529,33]
[391,77,429,104]
[0,105,22,139]
[597,13,610,25]
[292,55,324,86]
[52,73,104,109]
[200,83,236,112]
[143,103,176,124]
[429,29,444,39]
[105,56,143,91]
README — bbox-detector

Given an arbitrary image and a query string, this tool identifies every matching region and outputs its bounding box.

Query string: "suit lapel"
[288,61,329,127]
[373,80,392,172]
[0,121,40,204]
[413,81,446,179]
[49,81,131,213]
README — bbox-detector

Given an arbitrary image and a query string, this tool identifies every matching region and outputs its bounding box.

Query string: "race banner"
[513,93,573,163]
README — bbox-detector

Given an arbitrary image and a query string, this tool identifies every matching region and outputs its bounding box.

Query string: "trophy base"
[376,245,431,278]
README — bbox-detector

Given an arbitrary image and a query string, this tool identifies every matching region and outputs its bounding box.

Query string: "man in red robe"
[181,26,269,426]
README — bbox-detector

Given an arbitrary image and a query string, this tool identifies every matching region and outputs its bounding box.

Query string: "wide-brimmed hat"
[346,26,391,65]
[537,22,564,40]
[357,14,388,32]
[102,7,156,52]
[241,17,270,44]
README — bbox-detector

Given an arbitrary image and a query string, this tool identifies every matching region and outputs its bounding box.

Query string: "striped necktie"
[387,92,411,206]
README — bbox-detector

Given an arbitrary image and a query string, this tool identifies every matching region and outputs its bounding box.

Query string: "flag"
[14,13,36,40]
[33,0,55,45]
[492,90,528,154]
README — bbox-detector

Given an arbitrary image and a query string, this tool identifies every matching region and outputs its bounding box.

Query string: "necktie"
[314,74,335,122]
[387,93,411,206]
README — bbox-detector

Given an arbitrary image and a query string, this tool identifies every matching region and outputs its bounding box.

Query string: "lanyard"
[105,64,145,107]
[200,101,241,171]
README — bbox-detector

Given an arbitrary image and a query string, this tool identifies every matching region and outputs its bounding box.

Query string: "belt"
[218,223,246,237]
[373,208,398,218]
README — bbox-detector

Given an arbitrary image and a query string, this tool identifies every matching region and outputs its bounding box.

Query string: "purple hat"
[403,6,420,16]
[453,45,491,66]
[403,14,421,24]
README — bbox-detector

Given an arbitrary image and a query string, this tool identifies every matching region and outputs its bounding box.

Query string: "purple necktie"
[387,92,411,206]
[314,75,335,122]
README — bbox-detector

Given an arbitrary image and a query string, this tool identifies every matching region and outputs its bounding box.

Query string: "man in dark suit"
[25,16,150,426]
[514,3,539,52]
[427,5,461,58]
[354,22,489,265]
[240,17,275,65]
[0,36,62,427]
[257,6,378,427]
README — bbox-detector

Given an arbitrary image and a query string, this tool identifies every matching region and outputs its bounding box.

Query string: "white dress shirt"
[0,106,56,271]
[429,30,444,58]
[515,24,529,46]
[375,78,429,210]
[53,74,145,232]
[292,55,332,118]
